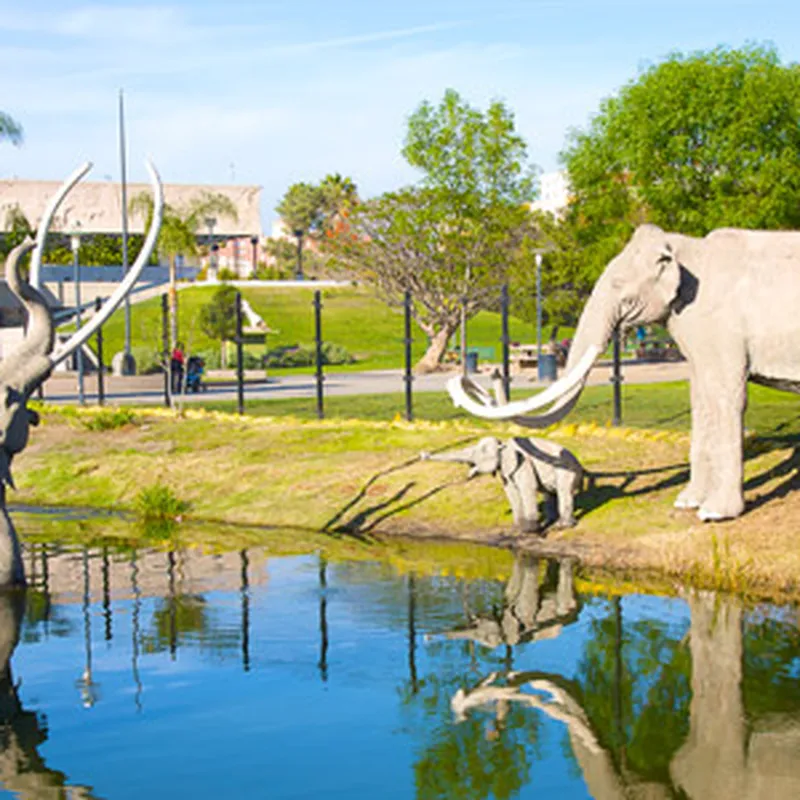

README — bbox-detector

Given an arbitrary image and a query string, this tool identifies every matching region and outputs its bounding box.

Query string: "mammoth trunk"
[510,277,620,428]
[563,279,619,389]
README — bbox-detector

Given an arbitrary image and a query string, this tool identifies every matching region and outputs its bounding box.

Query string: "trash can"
[465,350,479,374]
[538,353,557,382]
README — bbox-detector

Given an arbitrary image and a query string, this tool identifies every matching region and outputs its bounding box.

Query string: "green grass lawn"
[194,380,800,441]
[90,284,546,372]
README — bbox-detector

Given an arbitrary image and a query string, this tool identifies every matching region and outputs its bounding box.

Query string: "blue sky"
[2,1,800,228]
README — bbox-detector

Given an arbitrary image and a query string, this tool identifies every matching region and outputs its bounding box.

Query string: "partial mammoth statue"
[422,436,583,533]
[450,223,800,521]
[0,161,163,587]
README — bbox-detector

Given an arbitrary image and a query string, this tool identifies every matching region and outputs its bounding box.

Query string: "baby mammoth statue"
[422,435,583,534]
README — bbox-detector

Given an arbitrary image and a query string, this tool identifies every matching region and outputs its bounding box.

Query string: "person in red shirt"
[170,342,185,394]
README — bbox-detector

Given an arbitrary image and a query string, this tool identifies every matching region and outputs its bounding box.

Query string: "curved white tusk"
[30,161,93,290]
[512,384,584,429]
[50,159,164,368]
[447,346,599,419]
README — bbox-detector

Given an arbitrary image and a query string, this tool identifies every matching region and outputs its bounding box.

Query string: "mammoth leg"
[675,367,713,510]
[697,371,746,521]
[500,447,540,533]
[554,470,578,528]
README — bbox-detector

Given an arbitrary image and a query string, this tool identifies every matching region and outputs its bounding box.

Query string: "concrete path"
[39,359,690,407]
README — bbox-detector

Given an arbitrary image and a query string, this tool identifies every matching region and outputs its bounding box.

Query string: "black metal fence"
[44,284,626,425]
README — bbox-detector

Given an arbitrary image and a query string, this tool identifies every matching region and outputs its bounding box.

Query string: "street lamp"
[250,235,259,275]
[70,223,85,405]
[535,251,543,365]
[293,228,304,281]
[205,217,217,281]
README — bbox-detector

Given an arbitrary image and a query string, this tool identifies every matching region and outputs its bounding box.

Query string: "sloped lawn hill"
[90,284,545,371]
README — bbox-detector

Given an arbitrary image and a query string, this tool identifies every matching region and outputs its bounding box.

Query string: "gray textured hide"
[0,241,54,587]
[458,224,800,521]
[423,436,583,533]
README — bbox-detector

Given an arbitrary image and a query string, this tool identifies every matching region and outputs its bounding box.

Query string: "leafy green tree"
[276,182,325,238]
[0,112,22,146]
[561,44,800,284]
[130,191,238,350]
[327,89,537,371]
[199,284,238,367]
[507,211,595,329]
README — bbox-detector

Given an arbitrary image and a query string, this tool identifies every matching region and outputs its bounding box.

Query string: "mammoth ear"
[654,242,680,306]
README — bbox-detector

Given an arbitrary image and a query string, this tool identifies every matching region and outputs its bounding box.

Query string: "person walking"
[170,342,185,394]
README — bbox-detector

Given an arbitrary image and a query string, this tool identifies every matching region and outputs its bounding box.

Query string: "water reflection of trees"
[575,597,691,785]
[11,541,800,798]
[449,578,800,799]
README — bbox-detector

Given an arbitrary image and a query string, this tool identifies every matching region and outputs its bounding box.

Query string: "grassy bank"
[199,380,800,440]
[13,381,800,601]
[95,284,540,371]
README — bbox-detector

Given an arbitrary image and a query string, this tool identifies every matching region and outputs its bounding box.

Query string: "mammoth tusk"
[49,159,164,368]
[447,346,599,419]
[512,384,584,429]
[30,161,93,291]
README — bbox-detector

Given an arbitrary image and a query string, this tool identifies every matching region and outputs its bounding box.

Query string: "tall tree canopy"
[560,44,800,285]
[328,89,537,371]
[513,44,800,328]
[276,173,358,240]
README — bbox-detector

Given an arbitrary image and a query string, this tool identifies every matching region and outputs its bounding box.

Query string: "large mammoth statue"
[0,161,163,586]
[449,223,800,521]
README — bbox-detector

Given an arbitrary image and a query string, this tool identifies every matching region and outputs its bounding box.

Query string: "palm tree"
[130,191,238,350]
[0,112,22,146]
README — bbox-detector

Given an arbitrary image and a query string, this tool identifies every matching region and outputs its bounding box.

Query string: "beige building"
[0,178,262,239]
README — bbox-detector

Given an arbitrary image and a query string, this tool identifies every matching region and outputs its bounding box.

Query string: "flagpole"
[119,89,133,371]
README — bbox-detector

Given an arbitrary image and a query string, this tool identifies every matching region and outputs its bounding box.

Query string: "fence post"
[314,290,324,419]
[404,290,413,421]
[611,328,623,426]
[95,296,105,406]
[500,284,511,401]
[235,291,245,416]
[161,293,170,407]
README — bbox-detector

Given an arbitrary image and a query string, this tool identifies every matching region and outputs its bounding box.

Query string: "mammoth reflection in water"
[0,591,98,798]
[437,555,579,649]
[452,592,800,799]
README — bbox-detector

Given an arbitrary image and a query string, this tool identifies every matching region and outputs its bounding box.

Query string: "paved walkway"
[39,360,690,406]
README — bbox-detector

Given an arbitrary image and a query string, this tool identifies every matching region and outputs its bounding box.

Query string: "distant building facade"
[0,178,264,278]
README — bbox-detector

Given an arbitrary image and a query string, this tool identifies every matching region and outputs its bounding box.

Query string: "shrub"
[131,346,162,375]
[252,264,290,280]
[217,267,238,281]
[82,408,138,431]
[264,345,314,368]
[321,341,354,365]
[134,483,189,522]
[263,342,354,368]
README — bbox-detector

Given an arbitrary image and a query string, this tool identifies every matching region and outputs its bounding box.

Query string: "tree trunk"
[416,327,454,374]
[221,339,228,369]
[169,255,178,352]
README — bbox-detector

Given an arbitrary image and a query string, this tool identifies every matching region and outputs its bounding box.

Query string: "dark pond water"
[1,544,799,798]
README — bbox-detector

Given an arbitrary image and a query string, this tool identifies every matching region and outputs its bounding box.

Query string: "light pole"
[70,223,85,405]
[205,217,217,281]
[535,251,543,366]
[293,228,305,280]
[250,235,259,275]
